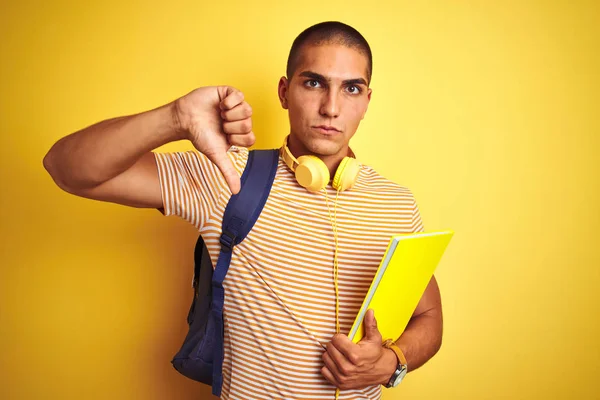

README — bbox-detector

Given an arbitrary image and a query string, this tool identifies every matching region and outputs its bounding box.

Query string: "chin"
[305,135,345,156]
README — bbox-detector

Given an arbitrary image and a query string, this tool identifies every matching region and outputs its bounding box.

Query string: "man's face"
[278,44,372,158]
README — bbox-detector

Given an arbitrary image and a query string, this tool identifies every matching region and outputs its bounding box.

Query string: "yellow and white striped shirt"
[155,146,425,399]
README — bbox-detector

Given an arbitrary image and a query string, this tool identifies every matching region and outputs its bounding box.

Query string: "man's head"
[286,22,373,85]
[278,21,373,160]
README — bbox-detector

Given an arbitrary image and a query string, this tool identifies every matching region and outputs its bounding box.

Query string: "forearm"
[396,309,443,372]
[43,102,183,190]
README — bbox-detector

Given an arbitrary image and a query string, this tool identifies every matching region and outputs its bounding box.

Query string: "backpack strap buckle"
[219,229,237,251]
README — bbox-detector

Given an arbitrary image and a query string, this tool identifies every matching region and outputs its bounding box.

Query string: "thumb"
[364,309,381,341]
[205,150,241,195]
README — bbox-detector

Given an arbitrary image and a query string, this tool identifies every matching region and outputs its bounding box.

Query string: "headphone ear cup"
[296,155,330,192]
[333,157,360,192]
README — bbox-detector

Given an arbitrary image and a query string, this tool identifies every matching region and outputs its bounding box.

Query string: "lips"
[313,125,341,133]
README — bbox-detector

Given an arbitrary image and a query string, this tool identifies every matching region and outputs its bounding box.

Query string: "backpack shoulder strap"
[209,148,279,396]
[219,149,279,250]
[192,148,279,293]
[214,148,278,281]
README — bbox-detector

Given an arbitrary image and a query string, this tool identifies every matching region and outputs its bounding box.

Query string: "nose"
[319,90,340,118]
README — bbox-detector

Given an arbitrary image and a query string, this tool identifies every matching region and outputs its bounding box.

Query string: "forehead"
[294,44,369,82]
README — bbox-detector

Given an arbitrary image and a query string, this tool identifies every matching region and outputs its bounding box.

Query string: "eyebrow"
[299,71,368,86]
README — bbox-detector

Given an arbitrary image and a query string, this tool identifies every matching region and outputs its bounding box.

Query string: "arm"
[43,103,181,208]
[394,275,443,372]
[43,86,255,207]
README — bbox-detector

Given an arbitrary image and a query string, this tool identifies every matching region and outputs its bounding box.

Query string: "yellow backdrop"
[1,0,598,399]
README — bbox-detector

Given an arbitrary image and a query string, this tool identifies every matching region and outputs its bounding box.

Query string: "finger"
[326,341,356,375]
[226,132,256,147]
[220,90,245,111]
[204,150,241,195]
[320,366,340,388]
[322,350,343,382]
[221,102,252,121]
[331,334,360,366]
[223,118,253,135]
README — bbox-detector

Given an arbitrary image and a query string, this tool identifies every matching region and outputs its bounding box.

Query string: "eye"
[305,80,322,88]
[346,85,362,94]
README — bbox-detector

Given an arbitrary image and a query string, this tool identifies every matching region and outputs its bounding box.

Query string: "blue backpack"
[171,149,279,397]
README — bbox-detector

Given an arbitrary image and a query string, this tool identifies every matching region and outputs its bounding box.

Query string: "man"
[43,21,442,399]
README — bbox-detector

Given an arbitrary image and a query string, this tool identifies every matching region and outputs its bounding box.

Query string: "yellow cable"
[323,187,342,399]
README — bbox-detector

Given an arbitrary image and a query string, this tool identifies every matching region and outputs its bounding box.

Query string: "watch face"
[391,365,407,387]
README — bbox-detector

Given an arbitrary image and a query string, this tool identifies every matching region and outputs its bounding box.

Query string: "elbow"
[43,149,58,183]
[423,308,444,358]
[43,148,73,193]
[42,150,54,177]
[43,149,104,195]
[434,313,444,356]
[434,330,443,356]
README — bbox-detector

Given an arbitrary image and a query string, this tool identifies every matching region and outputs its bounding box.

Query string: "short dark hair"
[286,21,373,84]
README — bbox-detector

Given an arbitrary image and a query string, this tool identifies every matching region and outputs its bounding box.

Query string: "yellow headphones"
[280,135,361,192]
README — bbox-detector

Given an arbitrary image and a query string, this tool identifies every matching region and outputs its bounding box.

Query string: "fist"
[321,310,396,390]
[174,86,255,194]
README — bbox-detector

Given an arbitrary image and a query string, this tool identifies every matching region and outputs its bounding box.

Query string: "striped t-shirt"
[154,145,425,399]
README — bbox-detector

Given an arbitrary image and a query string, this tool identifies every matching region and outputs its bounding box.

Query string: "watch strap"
[382,339,408,388]
[382,339,407,367]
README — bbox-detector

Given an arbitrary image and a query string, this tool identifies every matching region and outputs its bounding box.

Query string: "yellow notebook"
[348,230,454,343]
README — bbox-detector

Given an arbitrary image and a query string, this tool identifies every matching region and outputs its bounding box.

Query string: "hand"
[321,309,398,390]
[173,86,255,194]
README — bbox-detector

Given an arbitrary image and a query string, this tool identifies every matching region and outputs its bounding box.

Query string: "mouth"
[312,125,341,134]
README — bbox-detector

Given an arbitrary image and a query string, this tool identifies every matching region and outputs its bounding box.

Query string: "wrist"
[381,340,409,388]
[379,347,399,385]
[169,99,189,141]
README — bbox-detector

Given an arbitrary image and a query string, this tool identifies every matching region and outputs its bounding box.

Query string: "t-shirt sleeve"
[411,193,426,233]
[153,146,249,230]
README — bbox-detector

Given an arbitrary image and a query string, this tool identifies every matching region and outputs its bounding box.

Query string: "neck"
[287,135,351,180]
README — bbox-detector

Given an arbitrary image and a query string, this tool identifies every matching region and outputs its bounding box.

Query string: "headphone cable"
[323,187,342,399]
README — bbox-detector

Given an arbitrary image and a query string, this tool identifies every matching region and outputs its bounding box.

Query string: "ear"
[278,76,289,109]
[361,88,373,120]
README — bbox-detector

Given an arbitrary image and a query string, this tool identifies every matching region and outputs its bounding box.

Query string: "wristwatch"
[382,339,408,388]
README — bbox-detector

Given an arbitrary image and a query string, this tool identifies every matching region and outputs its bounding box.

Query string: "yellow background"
[1,0,598,399]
